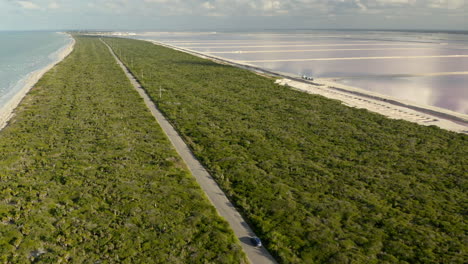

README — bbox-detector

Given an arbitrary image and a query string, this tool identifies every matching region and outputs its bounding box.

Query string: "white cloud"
[262,0,281,11]
[48,1,59,9]
[202,1,215,10]
[375,0,415,4]
[50,0,463,18]
[356,0,368,11]
[16,1,41,10]
[428,0,465,9]
[4,0,467,30]
[13,0,62,10]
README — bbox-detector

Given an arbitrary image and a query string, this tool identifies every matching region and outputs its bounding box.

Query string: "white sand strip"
[162,36,374,42]
[276,78,467,134]
[206,47,435,54]
[185,43,426,49]
[174,40,375,46]
[242,55,468,63]
[0,34,75,131]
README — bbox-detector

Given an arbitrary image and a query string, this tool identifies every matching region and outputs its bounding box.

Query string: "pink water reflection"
[137,31,468,115]
[338,75,468,114]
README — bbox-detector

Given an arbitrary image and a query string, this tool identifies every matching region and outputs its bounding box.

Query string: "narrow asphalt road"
[101,38,278,264]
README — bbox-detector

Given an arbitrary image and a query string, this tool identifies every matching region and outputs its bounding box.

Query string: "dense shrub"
[0,36,245,263]
[107,37,467,263]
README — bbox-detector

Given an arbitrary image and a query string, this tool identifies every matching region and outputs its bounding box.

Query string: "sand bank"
[0,34,75,131]
[276,78,467,134]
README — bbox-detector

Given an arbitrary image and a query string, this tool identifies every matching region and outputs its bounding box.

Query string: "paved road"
[101,39,278,264]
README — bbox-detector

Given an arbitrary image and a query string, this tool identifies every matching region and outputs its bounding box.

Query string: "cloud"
[202,1,215,10]
[48,1,59,9]
[355,0,368,11]
[144,0,168,3]
[16,0,41,10]
[2,0,466,30]
[428,0,465,9]
[12,0,62,11]
[7,0,468,16]
[32,0,463,18]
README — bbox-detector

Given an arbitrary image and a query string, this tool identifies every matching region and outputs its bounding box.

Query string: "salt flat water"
[131,30,468,115]
[0,31,72,107]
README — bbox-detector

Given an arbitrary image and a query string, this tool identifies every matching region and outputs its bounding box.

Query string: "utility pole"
[159,86,167,99]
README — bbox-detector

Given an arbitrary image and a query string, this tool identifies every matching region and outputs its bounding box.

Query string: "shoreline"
[276,78,468,134]
[0,33,75,131]
[146,39,467,134]
[313,78,468,123]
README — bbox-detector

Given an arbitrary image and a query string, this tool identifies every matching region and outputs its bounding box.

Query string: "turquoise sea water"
[0,31,71,107]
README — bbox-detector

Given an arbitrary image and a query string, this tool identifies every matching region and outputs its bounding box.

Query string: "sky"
[0,0,467,31]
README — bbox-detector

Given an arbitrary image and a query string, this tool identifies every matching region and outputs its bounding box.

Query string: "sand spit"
[150,39,468,134]
[184,43,425,49]
[276,78,467,134]
[206,47,436,54]
[0,34,75,131]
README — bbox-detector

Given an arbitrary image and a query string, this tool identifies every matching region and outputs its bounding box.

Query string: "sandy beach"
[0,33,75,130]
[149,39,468,134]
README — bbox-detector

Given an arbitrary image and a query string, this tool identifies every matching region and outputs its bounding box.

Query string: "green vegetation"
[106,37,467,264]
[0,36,246,263]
